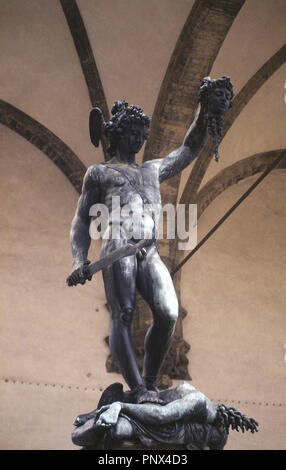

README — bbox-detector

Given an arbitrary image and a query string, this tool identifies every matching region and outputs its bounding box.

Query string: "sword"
[66,238,153,287]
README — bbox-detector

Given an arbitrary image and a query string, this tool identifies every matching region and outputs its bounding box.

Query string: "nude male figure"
[67,76,234,403]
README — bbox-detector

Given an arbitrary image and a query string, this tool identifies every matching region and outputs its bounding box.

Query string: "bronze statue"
[66,76,234,405]
[71,382,258,450]
[67,76,259,450]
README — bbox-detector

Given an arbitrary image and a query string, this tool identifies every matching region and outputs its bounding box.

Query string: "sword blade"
[87,239,151,276]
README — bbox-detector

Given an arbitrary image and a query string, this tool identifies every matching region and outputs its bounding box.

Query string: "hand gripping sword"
[66,238,152,287]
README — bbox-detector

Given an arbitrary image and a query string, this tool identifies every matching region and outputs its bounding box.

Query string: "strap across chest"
[105,164,151,205]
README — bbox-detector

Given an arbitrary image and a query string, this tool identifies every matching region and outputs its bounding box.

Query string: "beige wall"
[0,0,285,450]
[0,126,119,450]
[182,170,286,449]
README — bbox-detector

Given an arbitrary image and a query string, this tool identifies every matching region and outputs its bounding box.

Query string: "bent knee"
[112,306,134,327]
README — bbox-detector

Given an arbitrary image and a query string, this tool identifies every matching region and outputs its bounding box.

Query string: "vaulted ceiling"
[1,0,285,202]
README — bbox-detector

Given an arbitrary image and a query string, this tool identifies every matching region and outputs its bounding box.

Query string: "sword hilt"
[66,260,91,287]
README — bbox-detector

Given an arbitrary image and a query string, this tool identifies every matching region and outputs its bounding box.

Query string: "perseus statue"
[66,76,234,404]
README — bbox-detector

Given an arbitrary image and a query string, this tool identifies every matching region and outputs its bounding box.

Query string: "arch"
[171,149,286,277]
[0,99,86,194]
[196,149,286,219]
[60,0,110,160]
[143,0,245,169]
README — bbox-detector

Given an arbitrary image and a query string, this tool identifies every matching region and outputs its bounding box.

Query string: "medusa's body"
[71,381,258,450]
[72,382,223,449]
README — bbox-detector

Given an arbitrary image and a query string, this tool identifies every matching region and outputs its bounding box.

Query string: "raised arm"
[67,165,100,286]
[158,106,208,183]
[157,76,233,182]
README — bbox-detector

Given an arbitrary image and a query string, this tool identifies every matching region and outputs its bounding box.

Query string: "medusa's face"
[207,86,232,115]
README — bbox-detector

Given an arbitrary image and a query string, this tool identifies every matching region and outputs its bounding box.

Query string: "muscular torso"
[95,160,162,241]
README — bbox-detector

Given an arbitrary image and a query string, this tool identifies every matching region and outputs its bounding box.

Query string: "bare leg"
[102,239,144,390]
[136,245,178,390]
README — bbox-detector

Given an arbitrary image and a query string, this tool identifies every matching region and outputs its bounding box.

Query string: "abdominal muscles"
[120,194,155,240]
